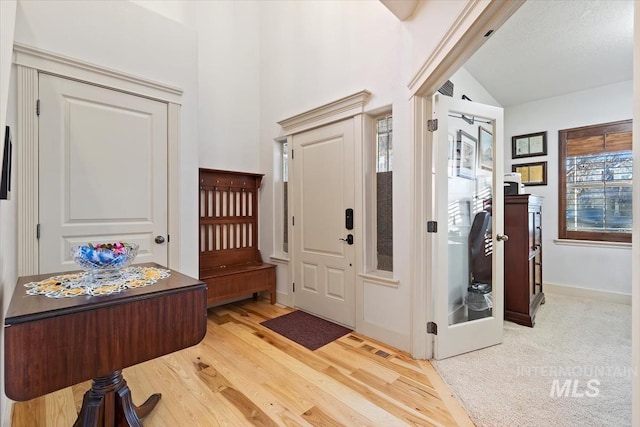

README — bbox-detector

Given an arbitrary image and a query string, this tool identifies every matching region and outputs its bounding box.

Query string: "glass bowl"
[71,243,139,284]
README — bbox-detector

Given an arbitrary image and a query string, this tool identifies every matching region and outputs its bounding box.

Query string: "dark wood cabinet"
[504,194,545,327]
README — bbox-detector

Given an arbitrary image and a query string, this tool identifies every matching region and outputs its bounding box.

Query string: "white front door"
[431,94,505,359]
[292,119,356,327]
[38,73,168,274]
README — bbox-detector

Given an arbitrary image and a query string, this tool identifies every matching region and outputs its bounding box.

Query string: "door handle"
[496,233,509,242]
[155,235,166,244]
[339,234,354,245]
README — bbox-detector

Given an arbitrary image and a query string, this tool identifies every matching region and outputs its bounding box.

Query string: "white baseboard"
[544,282,631,305]
[3,400,12,427]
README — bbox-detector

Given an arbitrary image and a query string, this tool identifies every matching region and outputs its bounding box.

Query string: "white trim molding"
[544,282,632,306]
[278,90,371,135]
[553,238,632,250]
[167,103,181,270]
[359,273,400,288]
[408,0,524,97]
[13,43,183,104]
[16,66,38,275]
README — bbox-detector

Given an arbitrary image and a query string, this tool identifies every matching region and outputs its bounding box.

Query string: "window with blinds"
[559,119,633,243]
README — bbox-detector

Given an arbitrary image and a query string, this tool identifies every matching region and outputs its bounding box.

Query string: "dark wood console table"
[4,263,207,426]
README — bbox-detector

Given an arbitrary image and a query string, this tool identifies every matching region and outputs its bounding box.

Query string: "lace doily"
[24,266,171,298]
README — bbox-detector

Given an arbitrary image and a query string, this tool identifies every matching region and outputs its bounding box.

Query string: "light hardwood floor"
[12,299,473,426]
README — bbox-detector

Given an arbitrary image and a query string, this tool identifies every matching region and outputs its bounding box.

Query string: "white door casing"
[38,73,168,273]
[292,118,356,327]
[431,94,505,359]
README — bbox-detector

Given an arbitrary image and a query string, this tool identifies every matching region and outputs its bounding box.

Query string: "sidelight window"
[375,114,393,271]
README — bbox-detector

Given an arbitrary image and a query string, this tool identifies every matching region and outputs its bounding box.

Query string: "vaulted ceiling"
[464,0,634,107]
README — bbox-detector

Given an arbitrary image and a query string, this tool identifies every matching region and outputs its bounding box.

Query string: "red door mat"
[260,310,352,351]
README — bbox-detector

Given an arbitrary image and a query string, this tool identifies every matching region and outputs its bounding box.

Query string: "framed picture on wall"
[0,126,11,200]
[511,131,547,159]
[456,130,476,179]
[477,126,493,171]
[512,161,547,186]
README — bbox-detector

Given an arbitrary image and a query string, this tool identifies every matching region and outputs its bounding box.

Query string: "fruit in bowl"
[72,242,139,283]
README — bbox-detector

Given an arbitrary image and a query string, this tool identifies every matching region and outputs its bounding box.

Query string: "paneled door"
[292,118,356,327]
[431,94,505,359]
[38,73,168,273]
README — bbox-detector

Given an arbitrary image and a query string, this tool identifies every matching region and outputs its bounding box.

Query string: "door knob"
[339,234,354,245]
[155,235,166,244]
[496,233,509,242]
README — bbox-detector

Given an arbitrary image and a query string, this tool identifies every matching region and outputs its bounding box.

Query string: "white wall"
[450,66,501,108]
[0,0,17,134]
[505,80,633,295]
[193,0,260,173]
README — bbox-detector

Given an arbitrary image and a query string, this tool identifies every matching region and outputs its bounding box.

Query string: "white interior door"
[38,73,168,274]
[292,118,356,327]
[431,94,505,359]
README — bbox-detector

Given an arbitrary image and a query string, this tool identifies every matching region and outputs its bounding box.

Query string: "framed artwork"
[511,131,547,159]
[512,161,547,186]
[456,130,476,179]
[477,126,493,171]
[0,126,11,200]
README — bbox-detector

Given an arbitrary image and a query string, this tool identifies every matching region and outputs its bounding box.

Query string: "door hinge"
[427,221,438,233]
[427,119,438,132]
[292,282,295,292]
[291,149,294,159]
[36,99,40,116]
[427,321,437,335]
[36,223,41,239]
[292,216,295,226]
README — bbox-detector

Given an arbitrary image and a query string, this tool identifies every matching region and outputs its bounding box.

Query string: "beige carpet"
[432,293,632,427]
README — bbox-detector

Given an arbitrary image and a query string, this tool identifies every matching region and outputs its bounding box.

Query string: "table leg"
[74,371,161,427]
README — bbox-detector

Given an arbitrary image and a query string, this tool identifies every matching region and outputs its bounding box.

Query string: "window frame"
[365,112,394,274]
[273,137,290,258]
[558,119,633,244]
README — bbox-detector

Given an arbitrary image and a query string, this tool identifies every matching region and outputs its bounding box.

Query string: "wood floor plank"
[11,299,473,427]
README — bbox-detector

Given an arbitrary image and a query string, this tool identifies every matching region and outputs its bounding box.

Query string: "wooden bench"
[199,168,276,305]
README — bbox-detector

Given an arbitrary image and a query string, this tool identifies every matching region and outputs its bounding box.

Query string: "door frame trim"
[14,44,182,275]
[278,91,370,329]
[408,1,525,359]
[278,90,371,135]
[13,43,183,103]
